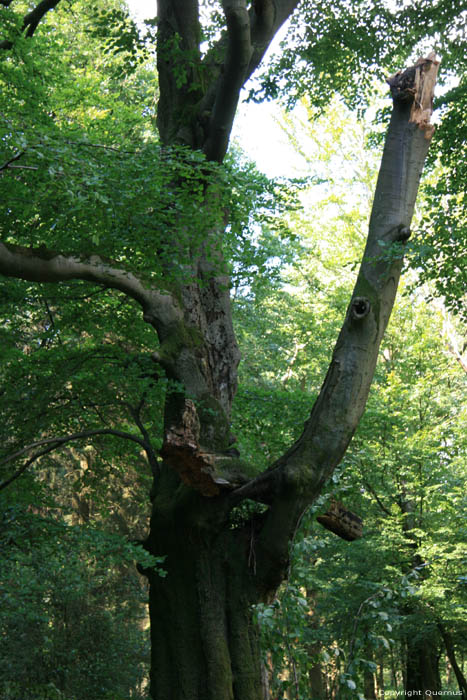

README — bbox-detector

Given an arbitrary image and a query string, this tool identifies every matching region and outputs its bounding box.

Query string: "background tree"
[0,1,464,698]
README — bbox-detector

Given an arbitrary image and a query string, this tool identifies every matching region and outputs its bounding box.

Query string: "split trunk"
[141,58,439,700]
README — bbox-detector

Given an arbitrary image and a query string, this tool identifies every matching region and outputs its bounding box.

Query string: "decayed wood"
[387,52,440,137]
[317,500,363,541]
[161,399,237,496]
[409,53,440,135]
[161,399,217,496]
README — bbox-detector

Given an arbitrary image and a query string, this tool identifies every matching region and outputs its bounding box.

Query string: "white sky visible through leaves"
[126,0,299,177]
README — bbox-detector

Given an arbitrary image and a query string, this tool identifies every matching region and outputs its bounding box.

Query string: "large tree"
[0,1,455,697]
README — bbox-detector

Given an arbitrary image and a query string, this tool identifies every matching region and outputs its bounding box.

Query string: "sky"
[125,0,300,178]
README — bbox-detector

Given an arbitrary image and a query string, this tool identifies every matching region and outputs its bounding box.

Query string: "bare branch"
[0,428,150,492]
[126,399,161,478]
[23,0,61,38]
[203,0,252,161]
[0,242,182,335]
[246,0,300,80]
[201,0,299,161]
[246,55,440,586]
[274,55,440,495]
[5,165,39,170]
[362,479,392,517]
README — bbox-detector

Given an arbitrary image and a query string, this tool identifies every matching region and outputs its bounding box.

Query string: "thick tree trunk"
[146,466,266,700]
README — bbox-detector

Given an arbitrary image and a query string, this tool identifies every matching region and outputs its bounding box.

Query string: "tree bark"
[145,466,265,700]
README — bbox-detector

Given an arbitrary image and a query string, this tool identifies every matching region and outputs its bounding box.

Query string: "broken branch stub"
[161,399,240,496]
[387,51,440,137]
[316,499,363,541]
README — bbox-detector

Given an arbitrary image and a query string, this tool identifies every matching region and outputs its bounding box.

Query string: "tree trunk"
[405,634,440,694]
[363,669,377,700]
[438,623,467,699]
[307,590,326,700]
[146,465,267,700]
[119,53,440,698]
[377,655,385,698]
[363,646,377,699]
[309,659,326,700]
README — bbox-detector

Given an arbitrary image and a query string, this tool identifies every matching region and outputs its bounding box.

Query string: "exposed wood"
[161,399,221,496]
[410,53,440,136]
[316,499,363,541]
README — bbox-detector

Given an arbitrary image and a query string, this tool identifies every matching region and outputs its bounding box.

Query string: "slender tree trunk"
[438,623,467,699]
[377,654,385,698]
[309,660,326,700]
[363,647,377,700]
[307,590,326,700]
[363,670,377,700]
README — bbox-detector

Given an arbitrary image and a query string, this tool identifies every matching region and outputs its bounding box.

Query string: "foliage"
[0,505,164,699]
[255,295,467,699]
[412,79,467,320]
[253,0,466,108]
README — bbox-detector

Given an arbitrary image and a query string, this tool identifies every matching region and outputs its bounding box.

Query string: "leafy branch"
[0,427,153,492]
[0,0,62,49]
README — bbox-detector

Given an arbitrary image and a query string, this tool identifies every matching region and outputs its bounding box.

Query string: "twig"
[64,140,141,155]
[7,164,39,170]
[362,478,392,517]
[126,398,161,477]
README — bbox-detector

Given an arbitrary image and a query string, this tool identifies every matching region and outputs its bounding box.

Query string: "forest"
[0,0,466,699]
